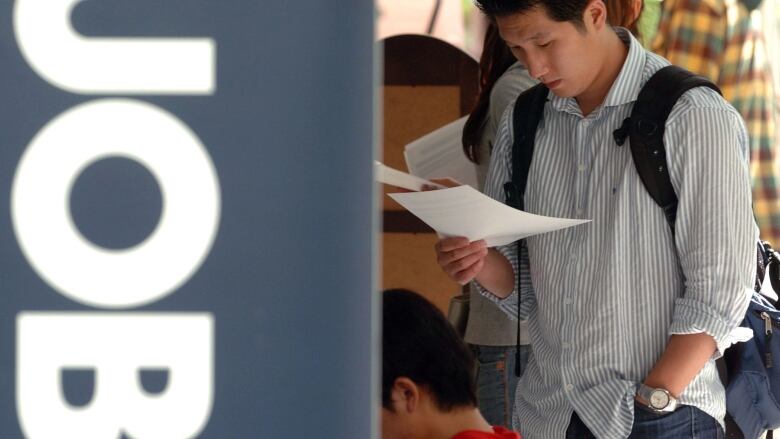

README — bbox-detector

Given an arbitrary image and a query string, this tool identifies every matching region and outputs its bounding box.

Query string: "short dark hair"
[382,289,477,411]
[475,0,591,27]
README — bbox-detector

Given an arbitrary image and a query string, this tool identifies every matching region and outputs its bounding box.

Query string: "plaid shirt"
[653,0,780,243]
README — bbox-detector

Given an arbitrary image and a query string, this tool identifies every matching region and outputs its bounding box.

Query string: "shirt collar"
[549,27,647,115]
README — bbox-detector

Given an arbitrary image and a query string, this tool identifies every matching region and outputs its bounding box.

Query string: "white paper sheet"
[404,116,478,188]
[374,161,446,191]
[388,185,590,247]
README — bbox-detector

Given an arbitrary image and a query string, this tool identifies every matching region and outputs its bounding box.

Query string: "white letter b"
[17,313,214,439]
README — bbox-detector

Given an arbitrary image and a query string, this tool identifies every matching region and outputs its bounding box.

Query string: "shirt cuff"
[471,279,518,321]
[668,297,747,359]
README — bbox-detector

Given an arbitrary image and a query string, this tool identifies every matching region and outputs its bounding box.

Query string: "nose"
[524,51,549,82]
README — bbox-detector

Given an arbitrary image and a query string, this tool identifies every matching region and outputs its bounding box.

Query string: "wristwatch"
[636,384,679,413]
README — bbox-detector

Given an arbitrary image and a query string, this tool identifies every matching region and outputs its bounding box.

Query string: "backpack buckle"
[637,119,658,136]
[613,117,631,146]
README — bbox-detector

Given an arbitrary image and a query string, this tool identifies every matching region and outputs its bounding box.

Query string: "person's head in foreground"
[381,289,521,439]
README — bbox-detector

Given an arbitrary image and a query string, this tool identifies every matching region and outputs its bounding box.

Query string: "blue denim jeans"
[565,401,724,438]
[471,344,530,429]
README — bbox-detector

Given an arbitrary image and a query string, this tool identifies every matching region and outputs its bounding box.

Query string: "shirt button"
[578,164,586,172]
[564,298,573,305]
[576,208,583,216]
[562,341,571,349]
[565,384,574,392]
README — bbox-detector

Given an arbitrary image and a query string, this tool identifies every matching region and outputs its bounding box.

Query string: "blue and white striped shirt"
[476,28,757,439]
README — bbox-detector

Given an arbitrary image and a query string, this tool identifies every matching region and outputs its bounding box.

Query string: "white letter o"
[11,98,221,309]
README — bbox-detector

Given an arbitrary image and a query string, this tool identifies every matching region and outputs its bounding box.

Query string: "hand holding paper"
[435,236,492,286]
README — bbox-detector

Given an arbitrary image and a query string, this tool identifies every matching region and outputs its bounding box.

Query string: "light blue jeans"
[471,344,530,429]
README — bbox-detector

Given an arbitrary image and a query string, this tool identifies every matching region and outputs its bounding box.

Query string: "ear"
[391,377,420,413]
[583,0,609,31]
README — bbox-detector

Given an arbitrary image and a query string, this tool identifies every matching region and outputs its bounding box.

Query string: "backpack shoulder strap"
[504,82,547,378]
[623,65,721,234]
[505,83,549,210]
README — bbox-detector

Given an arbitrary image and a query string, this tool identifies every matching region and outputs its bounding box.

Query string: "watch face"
[649,390,670,409]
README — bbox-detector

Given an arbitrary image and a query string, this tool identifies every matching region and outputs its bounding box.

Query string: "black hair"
[462,23,517,163]
[474,0,591,28]
[381,289,477,411]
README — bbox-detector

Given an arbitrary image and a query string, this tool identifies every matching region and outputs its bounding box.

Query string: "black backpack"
[504,65,780,438]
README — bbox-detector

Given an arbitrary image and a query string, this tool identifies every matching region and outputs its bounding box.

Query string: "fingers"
[449,248,488,284]
[437,239,486,266]
[435,238,488,284]
[435,236,471,253]
[454,257,485,285]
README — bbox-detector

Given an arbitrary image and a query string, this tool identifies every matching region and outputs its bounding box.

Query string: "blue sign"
[0,0,375,437]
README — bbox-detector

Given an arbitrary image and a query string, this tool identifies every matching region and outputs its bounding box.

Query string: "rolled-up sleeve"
[666,96,757,358]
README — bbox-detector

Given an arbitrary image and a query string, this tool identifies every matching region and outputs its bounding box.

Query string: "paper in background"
[374,161,445,191]
[404,116,478,188]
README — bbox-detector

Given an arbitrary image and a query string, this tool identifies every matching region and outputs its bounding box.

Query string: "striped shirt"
[475,28,757,439]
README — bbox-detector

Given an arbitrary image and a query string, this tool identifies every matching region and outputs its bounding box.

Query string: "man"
[433,0,757,437]
[382,289,521,439]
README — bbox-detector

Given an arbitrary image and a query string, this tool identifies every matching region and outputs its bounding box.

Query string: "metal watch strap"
[637,384,679,413]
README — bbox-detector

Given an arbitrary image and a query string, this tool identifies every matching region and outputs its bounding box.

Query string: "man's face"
[497,5,600,99]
